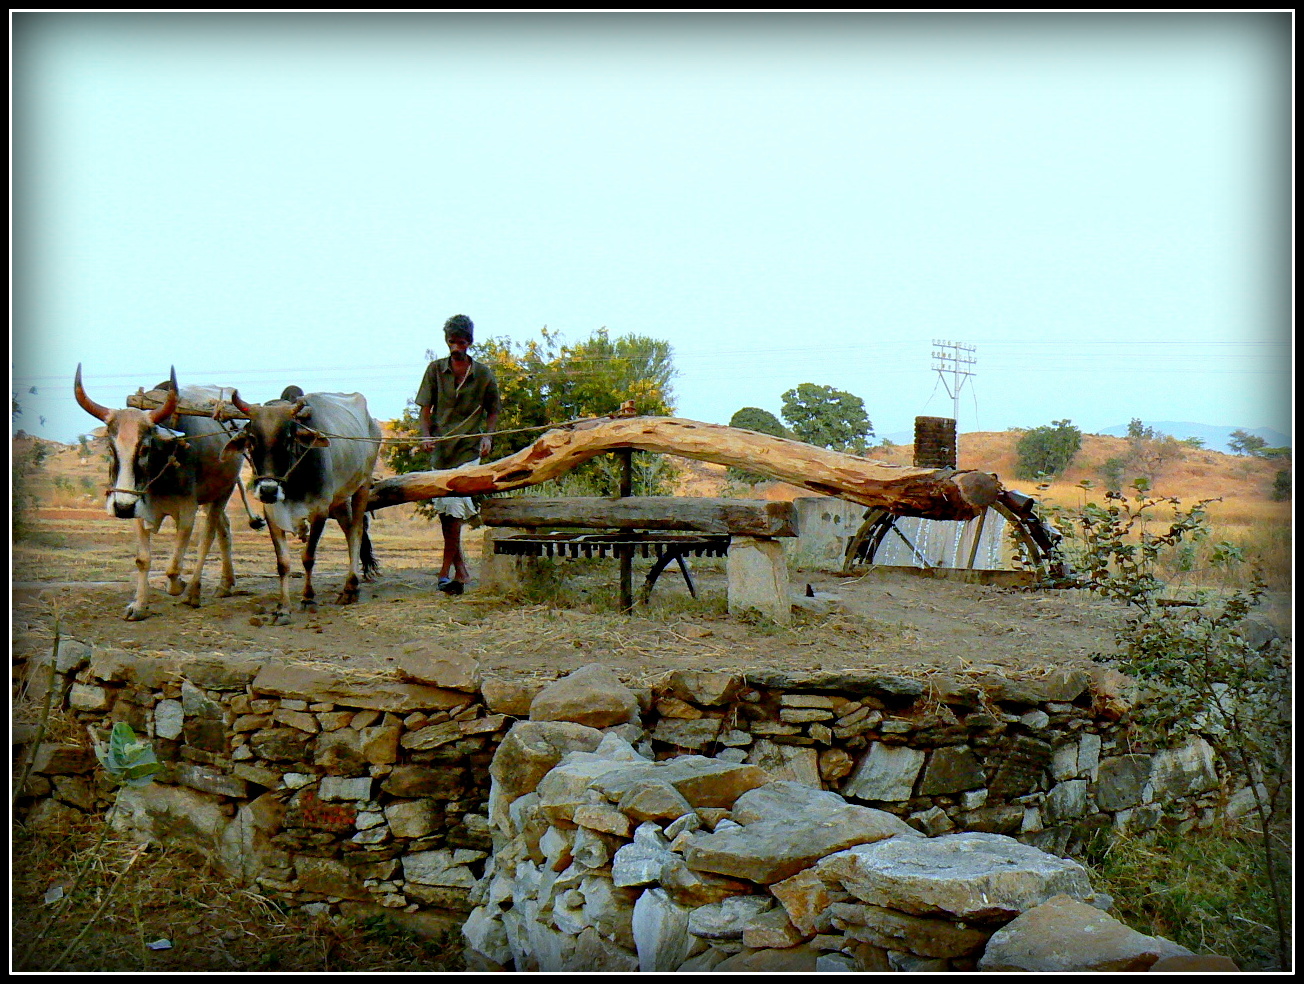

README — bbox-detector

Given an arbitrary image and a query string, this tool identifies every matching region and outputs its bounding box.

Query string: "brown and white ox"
[74,365,243,620]
[222,390,381,623]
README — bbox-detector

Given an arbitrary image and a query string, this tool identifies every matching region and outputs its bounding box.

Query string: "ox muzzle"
[107,489,143,519]
[254,478,286,505]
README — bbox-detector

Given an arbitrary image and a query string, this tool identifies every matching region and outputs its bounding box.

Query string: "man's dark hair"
[444,314,474,344]
[279,385,305,402]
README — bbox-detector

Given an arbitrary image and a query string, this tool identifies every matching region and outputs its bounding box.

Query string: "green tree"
[779,383,873,453]
[386,327,680,504]
[1228,429,1268,456]
[727,407,789,485]
[1015,419,1082,480]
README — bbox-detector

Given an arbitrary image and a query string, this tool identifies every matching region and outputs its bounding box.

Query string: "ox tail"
[360,515,380,581]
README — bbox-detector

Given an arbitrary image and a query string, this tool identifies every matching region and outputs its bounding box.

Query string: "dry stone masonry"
[16,646,1247,969]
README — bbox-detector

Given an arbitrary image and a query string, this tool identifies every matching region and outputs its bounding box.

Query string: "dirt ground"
[11,503,1233,691]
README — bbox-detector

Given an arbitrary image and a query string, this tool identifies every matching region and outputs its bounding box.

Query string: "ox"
[74,365,243,620]
[223,389,381,623]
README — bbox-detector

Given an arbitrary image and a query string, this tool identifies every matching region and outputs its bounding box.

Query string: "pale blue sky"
[11,12,1293,447]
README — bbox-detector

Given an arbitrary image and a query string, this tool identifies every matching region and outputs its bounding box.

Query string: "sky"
[11,12,1294,449]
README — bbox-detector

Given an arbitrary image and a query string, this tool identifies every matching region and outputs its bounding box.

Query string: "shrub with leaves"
[1099,575,1291,970]
[92,722,163,788]
[1014,419,1082,480]
[1042,479,1220,611]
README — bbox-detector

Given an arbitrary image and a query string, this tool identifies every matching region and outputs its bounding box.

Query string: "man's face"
[446,335,471,358]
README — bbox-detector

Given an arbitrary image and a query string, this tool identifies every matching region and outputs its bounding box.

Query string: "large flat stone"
[817,831,1094,921]
[252,662,470,713]
[683,800,917,885]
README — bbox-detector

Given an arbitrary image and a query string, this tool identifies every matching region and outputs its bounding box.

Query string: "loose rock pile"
[465,721,1204,971]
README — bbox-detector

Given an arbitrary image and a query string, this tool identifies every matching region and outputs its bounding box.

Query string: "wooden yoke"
[368,416,1001,520]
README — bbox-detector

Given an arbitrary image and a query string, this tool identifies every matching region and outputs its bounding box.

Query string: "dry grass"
[1085,822,1292,971]
[11,811,464,972]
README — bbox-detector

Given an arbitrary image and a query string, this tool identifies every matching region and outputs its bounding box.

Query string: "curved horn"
[230,389,255,416]
[292,399,312,419]
[73,363,111,422]
[149,367,180,424]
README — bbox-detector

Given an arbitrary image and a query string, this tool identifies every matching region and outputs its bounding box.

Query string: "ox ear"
[295,425,330,448]
[222,432,252,461]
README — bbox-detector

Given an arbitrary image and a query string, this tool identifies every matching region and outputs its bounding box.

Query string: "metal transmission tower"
[931,340,976,426]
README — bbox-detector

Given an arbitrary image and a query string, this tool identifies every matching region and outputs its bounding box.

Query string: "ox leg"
[300,516,327,612]
[213,499,236,597]
[334,488,369,606]
[165,505,198,598]
[126,519,153,621]
[268,522,295,625]
[183,499,230,606]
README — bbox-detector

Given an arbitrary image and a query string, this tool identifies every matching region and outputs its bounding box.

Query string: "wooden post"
[617,449,634,613]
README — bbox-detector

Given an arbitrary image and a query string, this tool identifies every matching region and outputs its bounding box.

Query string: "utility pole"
[931,340,976,426]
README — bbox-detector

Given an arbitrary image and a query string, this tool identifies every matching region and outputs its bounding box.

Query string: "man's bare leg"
[439,515,471,587]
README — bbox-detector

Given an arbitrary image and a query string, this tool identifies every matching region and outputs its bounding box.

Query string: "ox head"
[74,364,183,519]
[223,390,330,504]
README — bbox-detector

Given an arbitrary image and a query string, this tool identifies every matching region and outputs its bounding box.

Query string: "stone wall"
[15,645,1241,944]
[465,726,1217,971]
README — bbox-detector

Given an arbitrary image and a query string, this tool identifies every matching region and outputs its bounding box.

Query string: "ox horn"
[149,367,180,424]
[230,390,255,416]
[292,399,312,419]
[73,363,111,422]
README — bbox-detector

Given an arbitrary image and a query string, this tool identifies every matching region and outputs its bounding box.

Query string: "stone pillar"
[727,536,791,625]
[480,529,523,594]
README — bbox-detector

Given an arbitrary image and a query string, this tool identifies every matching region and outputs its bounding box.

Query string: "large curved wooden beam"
[367,416,1001,521]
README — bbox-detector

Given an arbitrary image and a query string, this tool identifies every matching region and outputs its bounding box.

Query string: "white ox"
[74,366,244,620]
[223,390,381,623]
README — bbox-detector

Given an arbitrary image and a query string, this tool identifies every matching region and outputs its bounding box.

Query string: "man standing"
[416,314,501,594]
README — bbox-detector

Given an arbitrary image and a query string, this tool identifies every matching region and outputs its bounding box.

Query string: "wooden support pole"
[618,448,634,614]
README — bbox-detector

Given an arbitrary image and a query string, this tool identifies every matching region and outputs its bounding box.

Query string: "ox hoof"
[335,591,359,606]
[167,580,186,597]
[215,584,235,598]
[181,594,202,608]
[271,610,292,626]
[300,601,318,614]
[124,605,151,621]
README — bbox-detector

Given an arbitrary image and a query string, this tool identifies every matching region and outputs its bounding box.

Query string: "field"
[10,427,1293,970]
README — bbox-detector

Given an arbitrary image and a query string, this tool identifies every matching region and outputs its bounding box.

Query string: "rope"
[127,389,631,446]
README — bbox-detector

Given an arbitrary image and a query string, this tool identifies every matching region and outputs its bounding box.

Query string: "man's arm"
[419,404,435,452]
[479,411,498,460]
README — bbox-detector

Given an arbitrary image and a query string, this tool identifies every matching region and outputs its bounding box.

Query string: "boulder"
[980,894,1194,972]
[529,664,640,728]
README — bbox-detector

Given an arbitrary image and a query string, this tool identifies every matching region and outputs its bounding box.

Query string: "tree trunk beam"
[480,496,799,536]
[368,417,1001,520]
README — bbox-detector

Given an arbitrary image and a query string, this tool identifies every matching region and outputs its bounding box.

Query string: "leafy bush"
[1014,419,1081,480]
[1051,484,1292,969]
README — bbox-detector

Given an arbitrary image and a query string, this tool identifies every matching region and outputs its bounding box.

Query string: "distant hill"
[1095,422,1291,454]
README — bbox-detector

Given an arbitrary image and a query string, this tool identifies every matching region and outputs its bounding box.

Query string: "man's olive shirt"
[415,357,502,470]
